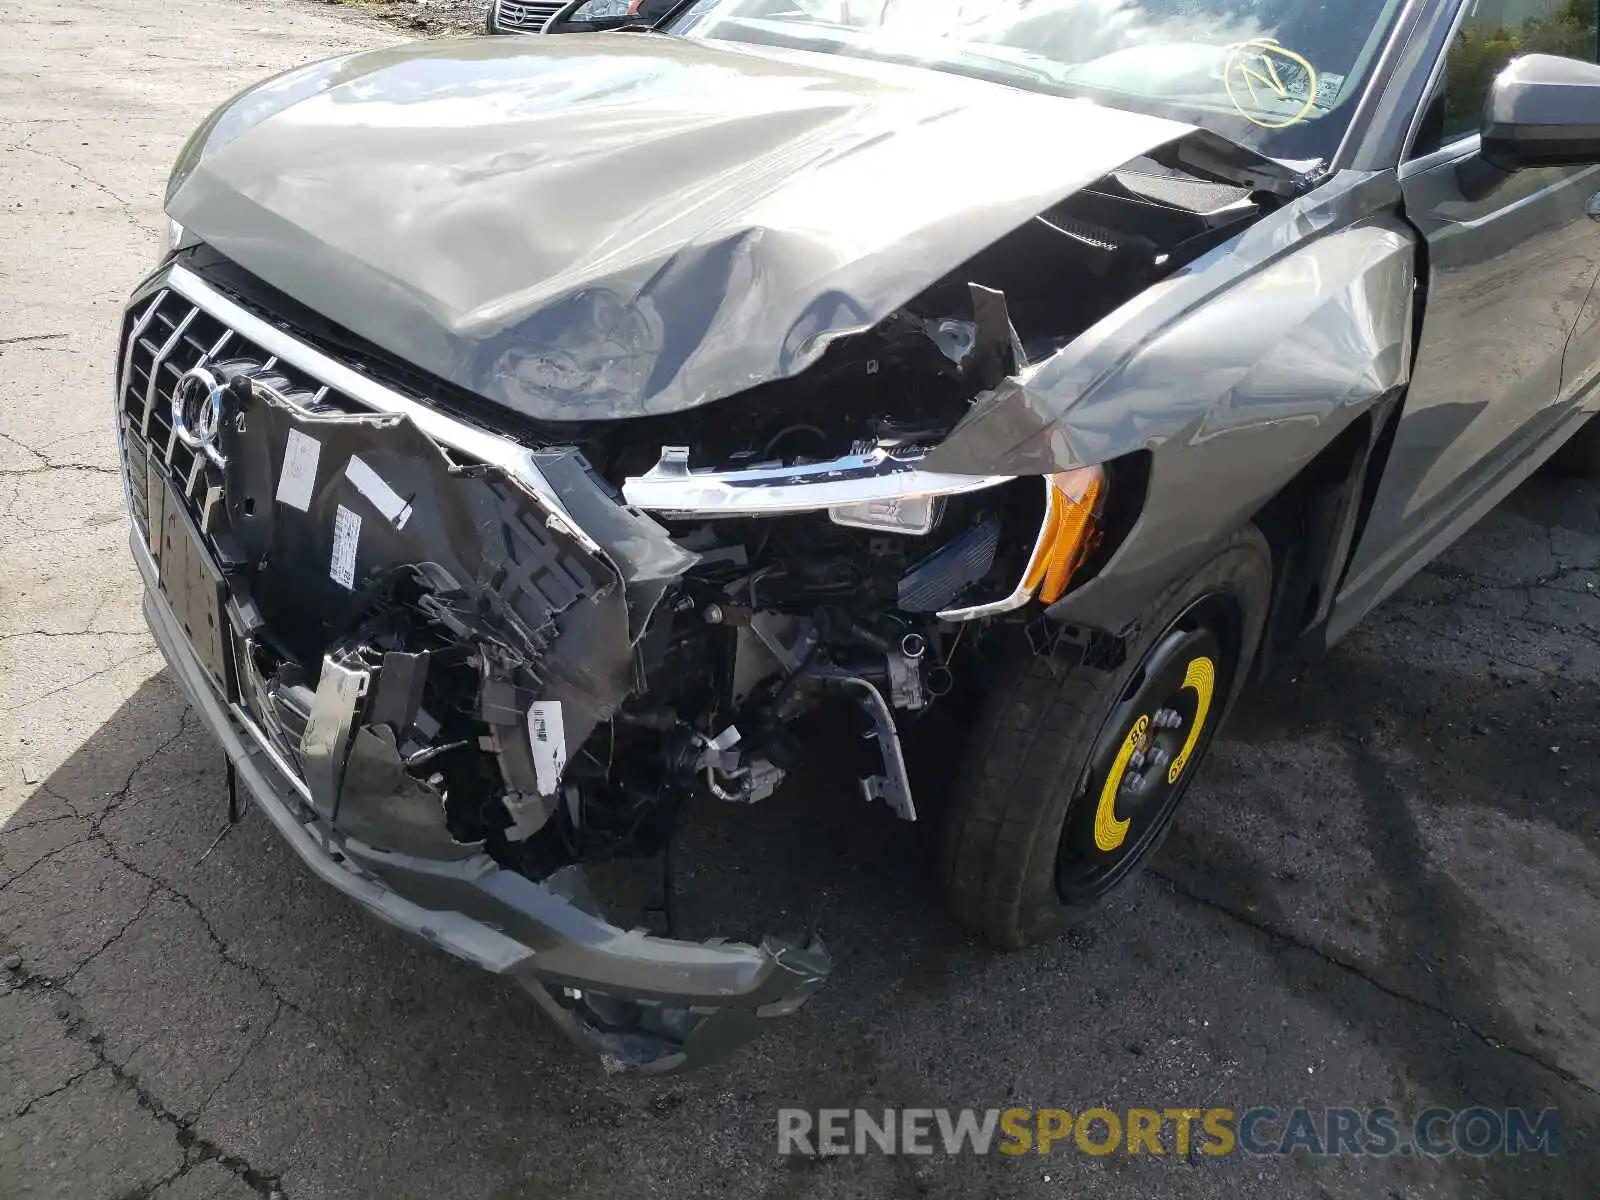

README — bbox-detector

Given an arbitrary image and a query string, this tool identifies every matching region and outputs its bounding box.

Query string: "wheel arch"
[1248,387,1407,681]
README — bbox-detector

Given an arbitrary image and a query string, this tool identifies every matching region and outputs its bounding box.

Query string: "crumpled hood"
[169,34,1202,421]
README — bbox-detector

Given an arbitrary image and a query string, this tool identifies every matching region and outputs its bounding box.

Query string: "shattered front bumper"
[120,266,829,1074]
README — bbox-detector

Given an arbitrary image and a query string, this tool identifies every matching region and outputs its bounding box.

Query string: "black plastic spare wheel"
[940,524,1272,948]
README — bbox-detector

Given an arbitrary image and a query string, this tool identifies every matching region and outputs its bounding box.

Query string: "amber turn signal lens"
[1021,467,1103,606]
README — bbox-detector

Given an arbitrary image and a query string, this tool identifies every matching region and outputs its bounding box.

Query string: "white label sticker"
[1314,71,1346,110]
[526,701,567,797]
[276,429,321,512]
[345,455,413,529]
[330,505,360,590]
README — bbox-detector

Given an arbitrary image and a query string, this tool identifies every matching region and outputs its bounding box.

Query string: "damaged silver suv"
[120,0,1600,1070]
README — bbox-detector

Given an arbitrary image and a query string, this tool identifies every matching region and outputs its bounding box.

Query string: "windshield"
[662,0,1409,163]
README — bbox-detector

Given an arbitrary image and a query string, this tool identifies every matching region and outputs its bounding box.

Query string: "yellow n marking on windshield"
[1223,38,1319,129]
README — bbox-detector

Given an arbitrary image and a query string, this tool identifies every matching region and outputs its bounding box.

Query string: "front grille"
[118,284,411,776]
[116,288,364,565]
[495,0,563,30]
[119,273,621,808]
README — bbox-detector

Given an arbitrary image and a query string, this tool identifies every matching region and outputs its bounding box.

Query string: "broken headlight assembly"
[587,423,1106,835]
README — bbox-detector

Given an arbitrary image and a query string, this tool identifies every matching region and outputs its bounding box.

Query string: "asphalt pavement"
[1,1,1597,1197]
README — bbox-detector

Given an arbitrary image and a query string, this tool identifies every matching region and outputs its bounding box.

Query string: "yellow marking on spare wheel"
[1167,657,1217,785]
[1094,714,1149,852]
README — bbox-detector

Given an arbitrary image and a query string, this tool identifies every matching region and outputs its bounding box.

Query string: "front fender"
[924,171,1417,634]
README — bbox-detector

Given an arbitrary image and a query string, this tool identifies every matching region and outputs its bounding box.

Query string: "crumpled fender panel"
[922,171,1417,631]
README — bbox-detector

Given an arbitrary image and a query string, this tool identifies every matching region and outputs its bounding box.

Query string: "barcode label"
[526,701,567,796]
[329,505,360,590]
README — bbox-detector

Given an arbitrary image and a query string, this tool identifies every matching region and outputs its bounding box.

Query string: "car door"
[1555,221,1600,417]
[1337,0,1600,621]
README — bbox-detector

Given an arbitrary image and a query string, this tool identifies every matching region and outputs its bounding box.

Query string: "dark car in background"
[487,0,680,34]
[127,0,1600,1072]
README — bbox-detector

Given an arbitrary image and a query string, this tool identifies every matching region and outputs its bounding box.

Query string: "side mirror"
[542,0,635,33]
[1480,53,1600,172]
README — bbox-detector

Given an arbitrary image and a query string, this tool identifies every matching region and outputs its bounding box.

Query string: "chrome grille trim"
[117,266,621,797]
[495,0,564,30]
[118,290,166,406]
[140,305,196,437]
[116,265,605,567]
[154,264,604,557]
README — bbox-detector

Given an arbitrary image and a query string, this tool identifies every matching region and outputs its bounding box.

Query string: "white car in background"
[486,0,680,34]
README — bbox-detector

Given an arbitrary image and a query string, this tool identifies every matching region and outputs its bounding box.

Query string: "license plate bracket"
[150,476,237,701]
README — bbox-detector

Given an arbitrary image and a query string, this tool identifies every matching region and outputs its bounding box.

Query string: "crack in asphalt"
[0,628,149,645]
[1378,554,1600,675]
[0,713,304,1196]
[0,710,190,894]
[5,964,290,1200]
[0,463,120,479]
[5,703,382,1107]
[0,647,161,718]
[100,825,387,1100]
[0,430,53,467]
[1389,589,1600,643]
[11,1062,103,1119]
[11,142,144,228]
[59,886,159,986]
[0,332,70,346]
[1386,611,1570,677]
[1152,870,1600,1101]
[3,694,190,884]
[0,429,120,478]
[0,811,88,840]
[1422,558,1600,596]
[97,835,385,1105]
[0,835,81,894]
[186,1000,285,1124]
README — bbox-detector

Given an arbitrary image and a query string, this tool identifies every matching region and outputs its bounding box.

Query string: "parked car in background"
[487,0,680,34]
[128,0,1600,1073]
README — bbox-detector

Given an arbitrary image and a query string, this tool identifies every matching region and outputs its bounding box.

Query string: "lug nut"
[702,604,725,625]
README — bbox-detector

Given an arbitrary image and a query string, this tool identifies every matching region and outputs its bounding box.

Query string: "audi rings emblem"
[170,366,228,467]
